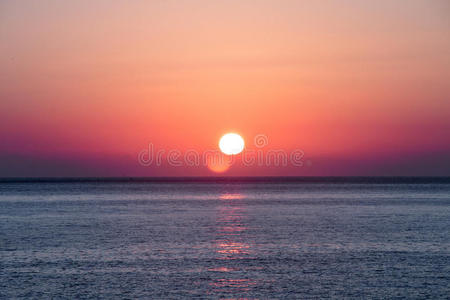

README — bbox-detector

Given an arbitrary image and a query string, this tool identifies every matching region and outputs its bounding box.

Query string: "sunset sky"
[1,0,449,176]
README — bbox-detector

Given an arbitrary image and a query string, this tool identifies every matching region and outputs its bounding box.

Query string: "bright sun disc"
[219,133,245,155]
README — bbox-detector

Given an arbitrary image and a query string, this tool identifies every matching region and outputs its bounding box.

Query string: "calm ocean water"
[1,178,449,299]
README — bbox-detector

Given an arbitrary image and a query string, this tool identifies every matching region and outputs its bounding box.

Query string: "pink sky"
[1,0,449,176]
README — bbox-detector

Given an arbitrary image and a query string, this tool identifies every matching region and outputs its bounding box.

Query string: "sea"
[1,177,449,299]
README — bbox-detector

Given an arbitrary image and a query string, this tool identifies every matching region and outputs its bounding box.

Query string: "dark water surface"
[1,179,449,298]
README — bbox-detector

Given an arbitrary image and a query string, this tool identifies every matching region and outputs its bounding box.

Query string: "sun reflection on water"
[219,193,244,200]
[208,192,258,295]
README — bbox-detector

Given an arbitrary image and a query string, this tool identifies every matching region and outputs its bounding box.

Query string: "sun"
[219,133,245,155]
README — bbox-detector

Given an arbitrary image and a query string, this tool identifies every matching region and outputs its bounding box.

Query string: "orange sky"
[1,0,449,176]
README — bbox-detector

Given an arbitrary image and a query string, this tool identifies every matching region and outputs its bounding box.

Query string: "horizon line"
[1,176,449,184]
